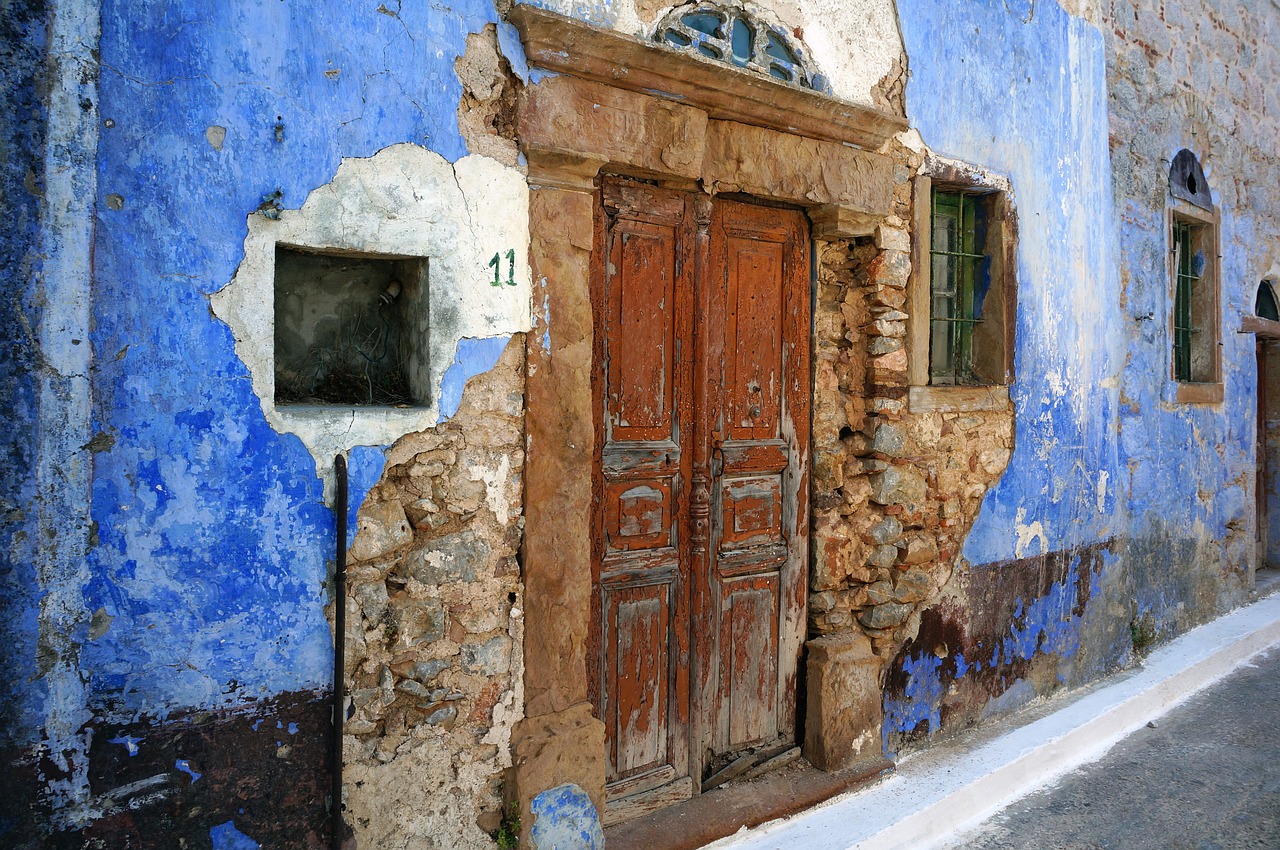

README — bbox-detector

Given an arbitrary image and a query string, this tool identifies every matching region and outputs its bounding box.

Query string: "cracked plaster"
[211,144,531,482]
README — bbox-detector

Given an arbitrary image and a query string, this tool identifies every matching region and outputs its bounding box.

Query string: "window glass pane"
[931,318,953,382]
[765,30,799,64]
[930,189,988,385]
[682,11,724,37]
[931,254,956,312]
[730,17,752,66]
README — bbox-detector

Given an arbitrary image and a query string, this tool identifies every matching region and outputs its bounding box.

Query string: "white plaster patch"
[471,454,513,525]
[1013,507,1049,559]
[1095,470,1109,512]
[211,145,531,477]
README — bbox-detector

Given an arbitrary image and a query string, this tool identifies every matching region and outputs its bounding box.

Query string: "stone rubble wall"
[339,339,526,849]
[809,142,1013,670]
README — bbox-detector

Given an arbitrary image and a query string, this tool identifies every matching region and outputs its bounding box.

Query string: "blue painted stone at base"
[209,821,260,850]
[530,783,603,850]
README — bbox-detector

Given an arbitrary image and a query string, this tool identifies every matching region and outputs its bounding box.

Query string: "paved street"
[944,646,1280,850]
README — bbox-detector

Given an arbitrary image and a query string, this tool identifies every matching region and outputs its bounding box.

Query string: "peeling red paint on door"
[590,180,809,819]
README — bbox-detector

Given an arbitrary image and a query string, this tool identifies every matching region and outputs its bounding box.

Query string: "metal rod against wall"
[332,454,348,850]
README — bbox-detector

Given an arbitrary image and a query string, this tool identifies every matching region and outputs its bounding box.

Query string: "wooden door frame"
[1243,316,1280,581]
[1258,338,1269,571]
[507,3,906,837]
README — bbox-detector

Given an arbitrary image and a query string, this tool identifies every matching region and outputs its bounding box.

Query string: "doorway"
[590,177,811,819]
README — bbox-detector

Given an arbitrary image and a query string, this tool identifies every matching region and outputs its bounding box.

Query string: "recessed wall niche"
[273,245,429,407]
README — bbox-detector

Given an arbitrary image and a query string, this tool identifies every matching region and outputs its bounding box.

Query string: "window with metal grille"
[1172,220,1199,382]
[1166,150,1220,399]
[1169,213,1218,386]
[929,190,991,385]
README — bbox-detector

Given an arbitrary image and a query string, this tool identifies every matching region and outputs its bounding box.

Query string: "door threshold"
[602,755,894,850]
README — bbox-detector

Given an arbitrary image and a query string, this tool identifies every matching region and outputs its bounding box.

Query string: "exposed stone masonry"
[808,150,1013,668]
[338,339,526,849]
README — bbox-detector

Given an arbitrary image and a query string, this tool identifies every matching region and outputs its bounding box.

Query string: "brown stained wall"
[338,338,527,848]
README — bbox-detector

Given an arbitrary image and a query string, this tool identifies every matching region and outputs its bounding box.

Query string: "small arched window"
[1167,149,1221,398]
[655,3,828,92]
[1257,280,1279,322]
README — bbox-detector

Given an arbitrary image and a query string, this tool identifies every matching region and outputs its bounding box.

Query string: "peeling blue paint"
[175,758,201,783]
[530,783,604,850]
[0,0,49,752]
[439,335,512,420]
[109,735,142,756]
[883,652,945,749]
[885,554,1101,746]
[899,1,1124,567]
[210,820,260,850]
[6,0,517,840]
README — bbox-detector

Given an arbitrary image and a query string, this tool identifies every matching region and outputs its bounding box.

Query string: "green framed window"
[929,190,990,385]
[1172,219,1199,382]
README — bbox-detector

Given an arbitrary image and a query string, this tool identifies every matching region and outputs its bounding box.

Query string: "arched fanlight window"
[655,3,829,92]
[1257,280,1279,322]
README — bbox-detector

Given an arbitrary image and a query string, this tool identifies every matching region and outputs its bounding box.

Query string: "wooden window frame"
[908,171,1016,413]
[1166,199,1223,404]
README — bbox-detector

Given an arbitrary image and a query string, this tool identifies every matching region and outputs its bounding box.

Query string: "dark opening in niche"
[274,246,429,407]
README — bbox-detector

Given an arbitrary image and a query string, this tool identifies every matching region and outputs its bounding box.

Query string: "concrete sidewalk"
[708,584,1280,850]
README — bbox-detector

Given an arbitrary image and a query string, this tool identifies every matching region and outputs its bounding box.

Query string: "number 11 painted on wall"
[489,249,516,286]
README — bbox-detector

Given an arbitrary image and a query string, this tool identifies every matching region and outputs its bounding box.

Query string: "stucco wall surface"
[5,1,533,847]
[882,0,1130,751]
[883,0,1270,753]
[1104,0,1278,629]
[0,0,50,757]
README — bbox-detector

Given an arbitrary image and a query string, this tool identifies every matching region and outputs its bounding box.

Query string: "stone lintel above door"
[508,4,907,152]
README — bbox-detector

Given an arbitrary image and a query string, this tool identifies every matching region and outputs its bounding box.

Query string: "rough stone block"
[893,568,932,603]
[867,250,910,288]
[389,596,446,648]
[875,224,910,252]
[901,532,939,565]
[868,545,899,570]
[858,602,913,630]
[868,516,903,545]
[803,633,883,771]
[513,703,607,849]
[402,527,488,584]
[350,499,414,562]
[520,75,706,181]
[530,784,604,850]
[871,421,909,457]
[703,120,895,212]
[863,578,893,605]
[461,634,512,676]
[870,466,927,507]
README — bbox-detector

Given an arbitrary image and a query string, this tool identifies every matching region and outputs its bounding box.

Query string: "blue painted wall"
[5,0,513,843]
[889,1,1256,746]
[85,0,496,722]
[899,0,1124,568]
[0,0,50,754]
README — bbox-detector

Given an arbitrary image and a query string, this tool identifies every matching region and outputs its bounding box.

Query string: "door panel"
[593,179,694,801]
[705,198,810,766]
[720,575,780,748]
[593,180,809,817]
[606,582,671,777]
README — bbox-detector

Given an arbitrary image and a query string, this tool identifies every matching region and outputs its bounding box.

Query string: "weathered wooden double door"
[591,177,810,815]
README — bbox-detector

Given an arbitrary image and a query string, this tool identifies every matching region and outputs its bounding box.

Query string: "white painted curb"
[708,591,1280,850]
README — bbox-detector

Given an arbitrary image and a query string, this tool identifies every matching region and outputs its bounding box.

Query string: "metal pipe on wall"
[332,454,348,850]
